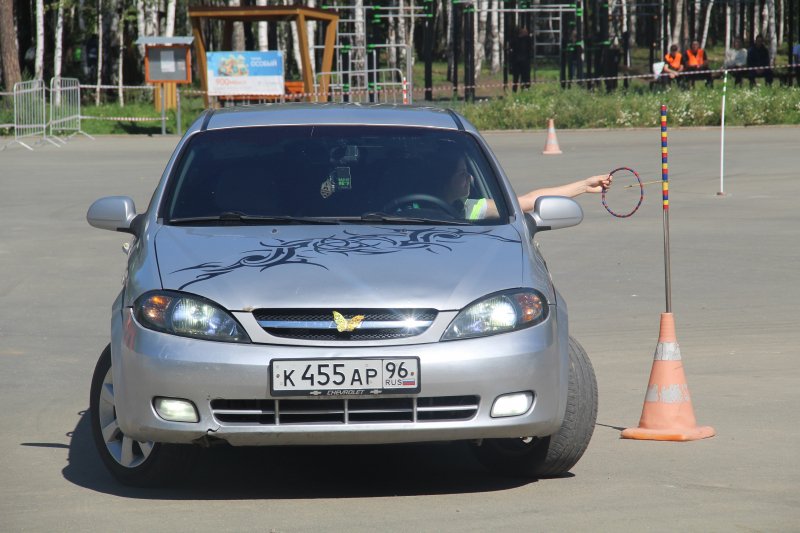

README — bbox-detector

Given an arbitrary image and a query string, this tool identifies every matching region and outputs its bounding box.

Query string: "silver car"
[87,104,597,487]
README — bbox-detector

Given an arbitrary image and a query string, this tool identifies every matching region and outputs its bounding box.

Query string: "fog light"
[491,392,533,418]
[154,397,199,423]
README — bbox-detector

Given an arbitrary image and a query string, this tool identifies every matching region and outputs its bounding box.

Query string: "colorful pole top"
[661,105,669,211]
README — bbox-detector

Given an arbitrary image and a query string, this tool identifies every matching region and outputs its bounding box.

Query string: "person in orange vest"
[683,40,713,87]
[663,44,684,83]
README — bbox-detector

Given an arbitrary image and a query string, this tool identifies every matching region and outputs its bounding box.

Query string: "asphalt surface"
[1,125,798,532]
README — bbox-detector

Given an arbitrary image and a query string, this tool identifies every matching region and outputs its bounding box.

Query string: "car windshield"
[162,125,510,225]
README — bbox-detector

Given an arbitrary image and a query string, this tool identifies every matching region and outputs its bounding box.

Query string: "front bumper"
[111,307,569,446]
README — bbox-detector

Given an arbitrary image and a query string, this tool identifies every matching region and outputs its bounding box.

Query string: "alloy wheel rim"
[97,366,154,468]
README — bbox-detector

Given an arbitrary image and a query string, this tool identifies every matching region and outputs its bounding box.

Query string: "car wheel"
[90,344,193,487]
[473,336,598,478]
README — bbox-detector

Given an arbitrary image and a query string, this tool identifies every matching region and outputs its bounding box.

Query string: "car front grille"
[210,395,480,425]
[253,308,438,341]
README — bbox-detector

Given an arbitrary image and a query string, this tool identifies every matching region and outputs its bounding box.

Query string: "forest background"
[1,0,799,132]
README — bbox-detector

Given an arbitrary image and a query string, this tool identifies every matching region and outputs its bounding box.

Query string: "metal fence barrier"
[50,77,93,141]
[3,79,59,150]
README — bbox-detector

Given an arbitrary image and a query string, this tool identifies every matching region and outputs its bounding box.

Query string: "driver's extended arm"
[511,175,613,214]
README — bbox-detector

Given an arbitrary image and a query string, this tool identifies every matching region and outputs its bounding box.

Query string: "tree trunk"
[409,0,416,68]
[166,0,176,37]
[277,15,288,69]
[0,0,22,91]
[35,0,45,79]
[476,0,488,75]
[446,0,453,80]
[725,3,731,51]
[257,0,268,51]
[388,14,397,70]
[671,0,685,46]
[490,0,500,74]
[753,1,761,38]
[700,0,714,48]
[151,0,159,37]
[115,1,124,106]
[78,0,86,31]
[287,0,302,77]
[136,0,147,57]
[766,0,777,63]
[398,0,408,64]
[54,0,65,80]
[229,0,245,51]
[96,0,103,106]
[53,0,65,105]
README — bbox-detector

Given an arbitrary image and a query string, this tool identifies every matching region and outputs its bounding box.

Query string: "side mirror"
[87,196,138,234]
[526,196,583,233]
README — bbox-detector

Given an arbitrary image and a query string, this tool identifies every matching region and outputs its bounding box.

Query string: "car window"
[162,125,510,224]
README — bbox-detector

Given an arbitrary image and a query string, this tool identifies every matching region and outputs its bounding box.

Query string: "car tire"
[90,344,193,487]
[472,336,598,478]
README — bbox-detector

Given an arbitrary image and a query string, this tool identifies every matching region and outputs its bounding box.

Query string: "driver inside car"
[438,151,614,221]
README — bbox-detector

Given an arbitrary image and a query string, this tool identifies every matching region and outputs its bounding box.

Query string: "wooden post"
[319,19,337,101]
[295,13,314,102]
[192,19,210,108]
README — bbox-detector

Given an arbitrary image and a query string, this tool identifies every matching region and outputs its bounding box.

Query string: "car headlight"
[441,289,548,341]
[134,291,250,343]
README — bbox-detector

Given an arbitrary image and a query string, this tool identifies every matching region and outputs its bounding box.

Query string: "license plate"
[271,358,420,397]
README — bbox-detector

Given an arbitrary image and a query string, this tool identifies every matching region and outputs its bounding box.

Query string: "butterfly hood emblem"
[333,311,365,332]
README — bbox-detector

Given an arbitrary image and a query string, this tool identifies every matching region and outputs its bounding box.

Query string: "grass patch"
[79,99,207,135]
[451,84,800,130]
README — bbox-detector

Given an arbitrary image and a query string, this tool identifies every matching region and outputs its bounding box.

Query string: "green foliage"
[2,83,799,137]
[453,85,800,130]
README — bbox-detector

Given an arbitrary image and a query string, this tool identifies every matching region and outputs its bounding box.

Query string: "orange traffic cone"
[621,313,715,441]
[542,118,562,155]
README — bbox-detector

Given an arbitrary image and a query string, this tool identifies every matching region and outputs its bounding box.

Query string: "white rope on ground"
[81,115,164,122]
[78,84,155,91]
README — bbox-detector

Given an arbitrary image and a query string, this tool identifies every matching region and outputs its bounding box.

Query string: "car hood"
[154,224,525,311]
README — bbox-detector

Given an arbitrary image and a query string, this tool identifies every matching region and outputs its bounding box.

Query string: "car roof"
[202,103,465,132]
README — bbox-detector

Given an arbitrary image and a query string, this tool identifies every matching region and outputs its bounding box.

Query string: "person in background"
[793,41,800,86]
[509,27,532,92]
[724,37,748,86]
[663,44,684,83]
[566,29,584,86]
[747,35,774,86]
[683,40,713,87]
[602,39,622,92]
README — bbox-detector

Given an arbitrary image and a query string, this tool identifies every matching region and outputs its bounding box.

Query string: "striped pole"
[661,105,672,313]
[718,70,727,196]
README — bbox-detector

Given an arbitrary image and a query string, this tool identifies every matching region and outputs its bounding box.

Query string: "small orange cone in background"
[542,118,562,155]
[621,313,715,441]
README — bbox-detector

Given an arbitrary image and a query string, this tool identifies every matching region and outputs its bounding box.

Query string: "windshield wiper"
[352,212,471,225]
[169,212,341,225]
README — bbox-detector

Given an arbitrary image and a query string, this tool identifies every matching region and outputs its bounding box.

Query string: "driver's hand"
[585,174,612,193]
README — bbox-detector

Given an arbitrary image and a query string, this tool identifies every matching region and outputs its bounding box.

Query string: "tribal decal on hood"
[172,227,520,290]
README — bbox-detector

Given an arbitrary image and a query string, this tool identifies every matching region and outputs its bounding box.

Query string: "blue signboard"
[206,51,285,96]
